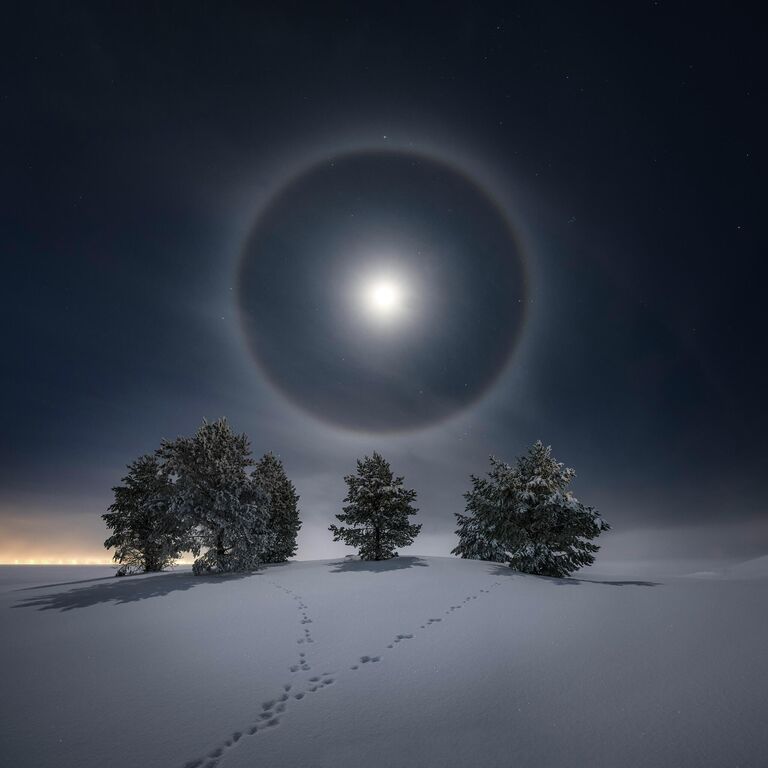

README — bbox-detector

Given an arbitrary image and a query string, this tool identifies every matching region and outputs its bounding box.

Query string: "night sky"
[2,3,765,562]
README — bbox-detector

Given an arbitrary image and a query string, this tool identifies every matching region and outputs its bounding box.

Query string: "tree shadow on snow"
[552,577,660,587]
[486,564,659,586]
[15,574,120,591]
[13,571,256,612]
[329,556,430,573]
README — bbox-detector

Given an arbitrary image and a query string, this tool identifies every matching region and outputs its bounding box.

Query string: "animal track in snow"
[181,575,507,768]
[181,577,322,768]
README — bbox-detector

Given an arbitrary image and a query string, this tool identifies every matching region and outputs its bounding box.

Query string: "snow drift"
[1,556,766,767]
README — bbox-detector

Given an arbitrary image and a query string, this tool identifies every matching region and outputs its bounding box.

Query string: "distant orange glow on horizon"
[0,518,199,566]
[0,554,196,566]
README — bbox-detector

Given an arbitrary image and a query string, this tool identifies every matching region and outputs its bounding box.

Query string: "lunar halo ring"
[235,143,530,433]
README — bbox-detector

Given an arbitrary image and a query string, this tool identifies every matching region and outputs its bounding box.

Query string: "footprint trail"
[181,577,506,768]
[181,577,330,768]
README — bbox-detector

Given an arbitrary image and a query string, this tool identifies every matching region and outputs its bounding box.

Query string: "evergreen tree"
[453,441,609,577]
[452,457,512,563]
[159,418,273,575]
[330,452,421,560]
[103,454,190,575]
[252,452,301,563]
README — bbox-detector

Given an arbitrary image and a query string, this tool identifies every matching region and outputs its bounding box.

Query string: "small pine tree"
[252,452,301,563]
[330,452,421,560]
[103,454,190,575]
[159,419,273,575]
[453,442,609,577]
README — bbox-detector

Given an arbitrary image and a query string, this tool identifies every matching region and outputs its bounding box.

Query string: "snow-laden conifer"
[453,441,609,577]
[160,419,273,574]
[452,456,512,563]
[252,452,301,563]
[330,452,420,560]
[103,453,190,575]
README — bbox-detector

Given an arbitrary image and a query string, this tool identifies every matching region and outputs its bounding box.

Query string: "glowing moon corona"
[362,276,405,321]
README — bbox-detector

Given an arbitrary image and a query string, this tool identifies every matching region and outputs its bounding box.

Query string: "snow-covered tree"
[452,456,513,564]
[159,419,273,575]
[252,452,301,563]
[330,452,421,560]
[103,454,190,575]
[453,442,609,577]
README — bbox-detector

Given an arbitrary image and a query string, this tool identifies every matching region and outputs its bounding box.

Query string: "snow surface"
[2,556,767,768]
[687,554,768,581]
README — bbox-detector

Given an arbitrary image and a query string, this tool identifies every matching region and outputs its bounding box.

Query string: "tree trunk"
[144,550,161,572]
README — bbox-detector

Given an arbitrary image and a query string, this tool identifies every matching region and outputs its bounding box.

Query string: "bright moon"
[363,277,404,320]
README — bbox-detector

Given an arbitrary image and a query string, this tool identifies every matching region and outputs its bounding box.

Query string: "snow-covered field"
[2,556,767,768]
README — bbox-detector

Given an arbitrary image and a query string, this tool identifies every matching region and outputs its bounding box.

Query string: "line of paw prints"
[182,579,505,767]
[182,580,327,768]
[349,580,504,668]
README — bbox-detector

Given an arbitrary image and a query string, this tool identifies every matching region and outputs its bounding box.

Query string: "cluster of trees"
[452,441,610,577]
[105,420,608,579]
[103,419,300,575]
[326,442,609,576]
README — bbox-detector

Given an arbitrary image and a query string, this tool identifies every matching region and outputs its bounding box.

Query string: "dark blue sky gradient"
[1,3,764,560]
